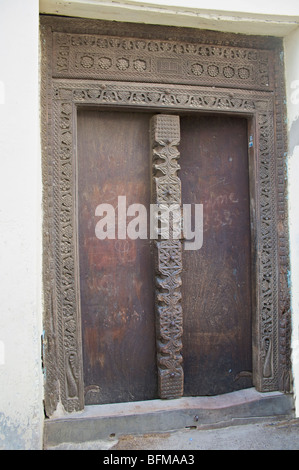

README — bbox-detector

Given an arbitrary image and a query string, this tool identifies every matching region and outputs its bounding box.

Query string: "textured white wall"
[285,26,299,417]
[0,0,43,449]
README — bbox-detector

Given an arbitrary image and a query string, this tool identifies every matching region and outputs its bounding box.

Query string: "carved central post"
[150,114,184,399]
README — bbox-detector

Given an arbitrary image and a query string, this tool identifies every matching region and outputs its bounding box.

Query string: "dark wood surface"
[77,109,157,404]
[180,114,253,395]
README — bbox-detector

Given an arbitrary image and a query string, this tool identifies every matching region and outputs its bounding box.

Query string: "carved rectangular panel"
[150,114,183,399]
[180,114,252,395]
[52,32,273,90]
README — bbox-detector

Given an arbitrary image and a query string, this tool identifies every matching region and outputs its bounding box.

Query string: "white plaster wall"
[0,0,43,449]
[284,26,299,417]
[112,0,299,16]
[40,0,299,36]
[39,0,299,418]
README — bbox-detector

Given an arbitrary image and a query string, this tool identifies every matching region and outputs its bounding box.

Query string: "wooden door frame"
[40,15,291,417]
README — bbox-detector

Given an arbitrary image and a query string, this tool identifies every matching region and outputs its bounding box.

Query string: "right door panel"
[180,114,253,396]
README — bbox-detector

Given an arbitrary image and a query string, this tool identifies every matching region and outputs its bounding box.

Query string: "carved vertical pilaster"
[150,114,184,399]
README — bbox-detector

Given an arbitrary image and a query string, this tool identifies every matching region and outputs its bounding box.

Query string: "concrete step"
[43,388,294,449]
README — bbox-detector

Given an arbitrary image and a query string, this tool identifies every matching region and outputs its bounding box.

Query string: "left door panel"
[77,109,157,405]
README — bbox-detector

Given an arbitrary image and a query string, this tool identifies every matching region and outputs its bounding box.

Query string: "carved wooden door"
[77,109,252,405]
[41,18,291,417]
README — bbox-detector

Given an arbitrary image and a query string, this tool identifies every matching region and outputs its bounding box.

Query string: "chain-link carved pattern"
[151,114,183,399]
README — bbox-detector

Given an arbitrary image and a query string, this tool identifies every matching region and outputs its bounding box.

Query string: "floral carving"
[98,57,112,69]
[191,63,204,76]
[238,67,250,79]
[133,59,147,71]
[223,65,235,78]
[80,55,94,68]
[116,58,129,70]
[207,64,219,77]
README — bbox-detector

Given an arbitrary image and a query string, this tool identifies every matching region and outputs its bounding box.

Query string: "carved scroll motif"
[150,114,184,399]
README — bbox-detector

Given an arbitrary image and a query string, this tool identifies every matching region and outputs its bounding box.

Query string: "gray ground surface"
[48,418,299,450]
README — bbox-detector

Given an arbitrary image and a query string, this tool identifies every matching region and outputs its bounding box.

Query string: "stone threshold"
[43,388,294,448]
